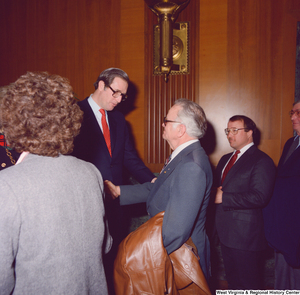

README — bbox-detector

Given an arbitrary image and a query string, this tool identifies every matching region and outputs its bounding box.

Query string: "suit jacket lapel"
[107,111,117,156]
[148,142,200,199]
[222,145,257,187]
[278,137,300,169]
[81,100,103,139]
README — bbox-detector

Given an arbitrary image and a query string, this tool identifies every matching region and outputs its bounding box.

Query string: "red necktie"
[100,109,112,157]
[221,150,240,184]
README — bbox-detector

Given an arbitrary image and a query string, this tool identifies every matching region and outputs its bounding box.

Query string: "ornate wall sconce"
[144,0,190,82]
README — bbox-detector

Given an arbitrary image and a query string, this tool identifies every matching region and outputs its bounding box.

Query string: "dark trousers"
[275,252,300,289]
[220,243,263,289]
[104,199,128,295]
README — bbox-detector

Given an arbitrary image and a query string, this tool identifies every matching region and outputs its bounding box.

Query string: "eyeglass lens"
[225,129,236,135]
[290,110,300,117]
[109,86,127,101]
[225,128,240,135]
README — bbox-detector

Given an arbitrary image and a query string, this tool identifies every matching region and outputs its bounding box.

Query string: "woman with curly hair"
[0,72,112,294]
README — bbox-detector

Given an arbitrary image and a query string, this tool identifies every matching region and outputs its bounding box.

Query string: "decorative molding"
[144,0,199,170]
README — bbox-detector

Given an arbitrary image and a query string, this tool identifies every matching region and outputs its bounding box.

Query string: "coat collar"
[278,136,300,169]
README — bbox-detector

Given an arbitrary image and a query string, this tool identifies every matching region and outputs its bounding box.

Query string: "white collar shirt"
[87,95,109,132]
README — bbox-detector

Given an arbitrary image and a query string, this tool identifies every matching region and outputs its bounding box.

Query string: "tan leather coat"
[114,212,211,295]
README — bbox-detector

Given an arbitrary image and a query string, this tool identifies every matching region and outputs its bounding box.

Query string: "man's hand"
[214,186,223,204]
[104,180,121,200]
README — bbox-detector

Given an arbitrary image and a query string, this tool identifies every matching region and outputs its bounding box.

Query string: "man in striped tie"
[214,115,276,290]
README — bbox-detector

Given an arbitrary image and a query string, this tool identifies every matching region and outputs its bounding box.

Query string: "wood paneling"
[0,0,148,163]
[226,0,285,164]
[199,0,229,165]
[1,0,300,171]
[198,0,300,166]
[0,0,121,98]
[119,1,147,161]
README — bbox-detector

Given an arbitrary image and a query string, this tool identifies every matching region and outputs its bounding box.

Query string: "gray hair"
[174,98,207,139]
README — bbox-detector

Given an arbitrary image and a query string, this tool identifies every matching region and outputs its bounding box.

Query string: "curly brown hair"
[0,84,11,131]
[0,72,83,157]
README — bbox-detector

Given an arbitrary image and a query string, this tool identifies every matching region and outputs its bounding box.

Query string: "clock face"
[172,36,183,60]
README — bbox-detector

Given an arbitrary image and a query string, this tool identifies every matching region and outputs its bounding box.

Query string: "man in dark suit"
[264,100,300,289]
[71,68,155,295]
[105,98,213,280]
[72,68,154,185]
[214,115,276,289]
[72,68,154,236]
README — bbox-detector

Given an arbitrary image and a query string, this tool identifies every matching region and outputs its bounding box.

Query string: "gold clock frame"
[154,21,189,76]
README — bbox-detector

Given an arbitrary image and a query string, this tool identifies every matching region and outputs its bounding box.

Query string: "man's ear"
[97,80,105,91]
[247,129,253,139]
[178,123,186,138]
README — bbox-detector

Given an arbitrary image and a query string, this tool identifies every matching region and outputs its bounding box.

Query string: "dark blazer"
[120,141,213,279]
[264,137,300,267]
[215,145,276,251]
[72,98,154,185]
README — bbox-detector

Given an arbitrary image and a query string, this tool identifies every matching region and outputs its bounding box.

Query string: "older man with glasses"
[105,98,213,282]
[264,100,300,289]
[214,115,276,290]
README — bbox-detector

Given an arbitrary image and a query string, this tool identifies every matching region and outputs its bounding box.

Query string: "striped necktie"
[221,150,240,184]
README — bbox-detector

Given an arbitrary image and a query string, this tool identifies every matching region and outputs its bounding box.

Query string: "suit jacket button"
[1,163,6,168]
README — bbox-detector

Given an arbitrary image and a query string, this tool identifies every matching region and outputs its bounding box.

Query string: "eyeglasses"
[224,128,248,135]
[163,117,182,125]
[289,109,300,118]
[108,85,128,101]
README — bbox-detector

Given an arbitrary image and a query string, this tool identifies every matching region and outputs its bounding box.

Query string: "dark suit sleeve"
[222,155,276,210]
[162,161,209,254]
[122,122,155,183]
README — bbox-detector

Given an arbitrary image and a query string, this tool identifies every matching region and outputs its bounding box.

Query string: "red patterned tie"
[100,109,112,157]
[221,150,240,184]
[0,134,5,147]
[0,134,9,148]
